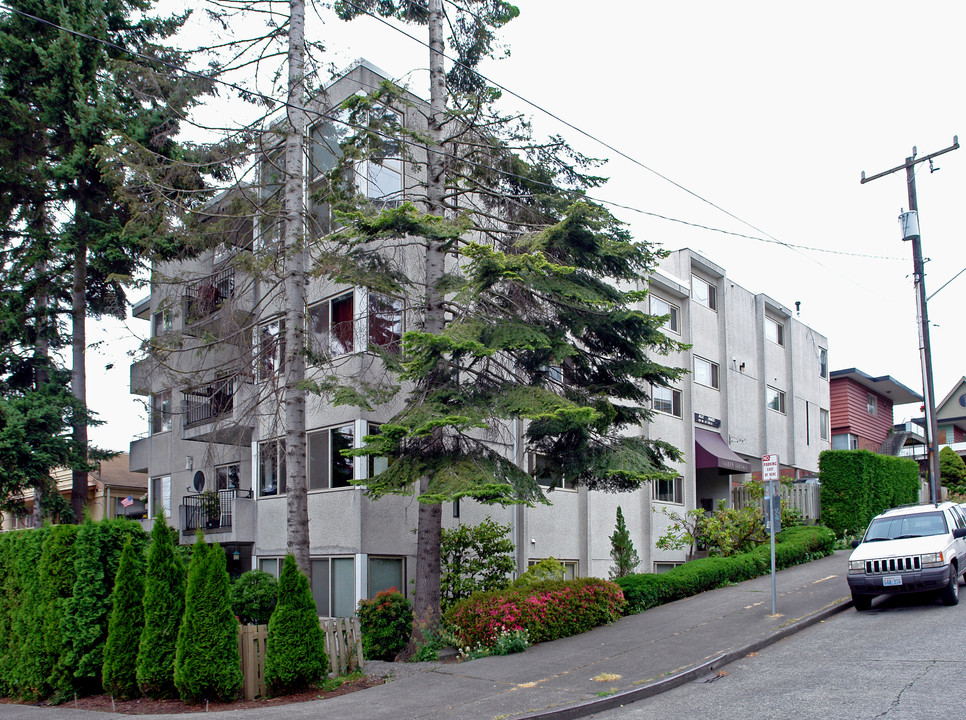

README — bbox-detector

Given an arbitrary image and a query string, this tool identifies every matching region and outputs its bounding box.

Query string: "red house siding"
[829,378,894,448]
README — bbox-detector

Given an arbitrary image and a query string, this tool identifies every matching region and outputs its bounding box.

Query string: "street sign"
[762,453,780,481]
[761,453,780,615]
[764,493,781,533]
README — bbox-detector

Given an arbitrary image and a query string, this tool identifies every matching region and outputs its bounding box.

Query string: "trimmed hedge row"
[444,577,625,649]
[616,525,835,615]
[819,449,919,536]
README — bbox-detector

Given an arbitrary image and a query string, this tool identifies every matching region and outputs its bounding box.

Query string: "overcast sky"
[87,0,966,450]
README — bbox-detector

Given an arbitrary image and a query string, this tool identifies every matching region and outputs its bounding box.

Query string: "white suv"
[847,501,966,611]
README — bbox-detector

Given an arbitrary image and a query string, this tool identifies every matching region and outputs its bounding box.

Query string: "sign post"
[761,453,780,615]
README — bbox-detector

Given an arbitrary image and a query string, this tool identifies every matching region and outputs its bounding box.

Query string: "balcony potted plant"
[200,490,221,529]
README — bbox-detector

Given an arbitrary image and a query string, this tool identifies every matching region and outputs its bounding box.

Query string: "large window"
[310,557,356,617]
[151,390,172,434]
[653,476,683,504]
[652,385,682,417]
[766,386,786,414]
[368,293,403,352]
[150,475,171,519]
[256,318,285,382]
[691,275,717,311]
[366,422,390,478]
[259,439,286,496]
[866,392,878,416]
[765,317,784,346]
[368,557,405,598]
[649,295,680,334]
[309,293,355,358]
[529,452,577,491]
[820,409,830,441]
[693,356,719,389]
[216,463,240,491]
[307,425,355,490]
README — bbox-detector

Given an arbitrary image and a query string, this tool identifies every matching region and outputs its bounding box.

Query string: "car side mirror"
[953,528,966,539]
[851,539,861,548]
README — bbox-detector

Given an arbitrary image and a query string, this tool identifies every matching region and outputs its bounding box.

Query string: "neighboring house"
[127,60,832,611]
[828,368,923,454]
[900,377,966,467]
[1,453,147,530]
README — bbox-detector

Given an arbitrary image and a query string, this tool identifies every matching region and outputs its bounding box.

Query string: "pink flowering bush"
[443,578,625,649]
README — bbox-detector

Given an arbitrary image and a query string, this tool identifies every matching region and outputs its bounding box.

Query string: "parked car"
[847,501,966,610]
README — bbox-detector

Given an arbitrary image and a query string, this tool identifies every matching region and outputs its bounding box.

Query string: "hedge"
[819,450,919,536]
[444,577,625,649]
[616,525,835,615]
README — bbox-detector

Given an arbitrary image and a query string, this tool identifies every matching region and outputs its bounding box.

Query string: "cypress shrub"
[0,531,15,696]
[265,554,328,695]
[62,518,147,696]
[6,527,48,699]
[230,569,277,625]
[174,537,242,702]
[820,450,919,536]
[357,589,413,661]
[41,523,80,702]
[136,513,186,699]
[102,538,146,699]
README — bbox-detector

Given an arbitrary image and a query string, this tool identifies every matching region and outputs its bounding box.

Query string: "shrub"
[940,446,966,494]
[41,524,80,701]
[137,513,186,699]
[510,557,565,588]
[698,501,765,557]
[5,527,47,699]
[102,539,146,699]
[617,525,835,615]
[265,555,328,695]
[444,578,625,649]
[174,537,241,702]
[231,570,278,625]
[357,589,413,661]
[440,518,515,611]
[609,506,640,579]
[820,450,918,536]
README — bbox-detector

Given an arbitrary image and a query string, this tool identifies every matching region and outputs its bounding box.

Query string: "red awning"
[695,428,751,474]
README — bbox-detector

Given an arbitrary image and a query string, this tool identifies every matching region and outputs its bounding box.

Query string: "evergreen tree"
[137,513,186,699]
[5,527,47,698]
[264,554,327,695]
[174,536,241,703]
[609,506,640,579]
[102,538,146,699]
[40,523,80,702]
[940,446,966,494]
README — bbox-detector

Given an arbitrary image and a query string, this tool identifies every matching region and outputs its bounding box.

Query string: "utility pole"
[861,137,959,505]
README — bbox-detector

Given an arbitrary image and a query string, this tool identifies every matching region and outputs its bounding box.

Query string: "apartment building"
[128,60,831,613]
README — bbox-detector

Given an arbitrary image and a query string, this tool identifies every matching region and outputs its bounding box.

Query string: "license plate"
[882,575,902,587]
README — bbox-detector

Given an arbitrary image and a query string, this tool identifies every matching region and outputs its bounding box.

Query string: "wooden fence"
[238,616,364,700]
[731,482,821,524]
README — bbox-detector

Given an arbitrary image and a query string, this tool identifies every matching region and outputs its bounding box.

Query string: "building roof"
[829,368,923,405]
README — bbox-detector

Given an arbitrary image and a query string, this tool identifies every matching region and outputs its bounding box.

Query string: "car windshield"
[864,511,948,541]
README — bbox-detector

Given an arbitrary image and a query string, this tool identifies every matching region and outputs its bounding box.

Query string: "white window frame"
[258,438,286,497]
[527,558,578,580]
[691,275,717,311]
[819,347,828,379]
[693,356,719,389]
[151,390,172,434]
[308,292,355,360]
[528,452,577,491]
[867,392,878,416]
[255,317,285,382]
[766,386,786,414]
[832,433,859,451]
[653,476,683,504]
[307,424,356,491]
[149,475,171,519]
[765,317,784,346]
[652,385,682,418]
[820,408,830,441]
[216,463,240,491]
[649,295,680,334]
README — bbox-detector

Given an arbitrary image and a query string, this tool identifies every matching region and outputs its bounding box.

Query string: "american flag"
[121,495,134,508]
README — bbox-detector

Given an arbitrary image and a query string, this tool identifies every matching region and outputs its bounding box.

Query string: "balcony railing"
[184,268,235,323]
[183,378,236,428]
[181,488,252,533]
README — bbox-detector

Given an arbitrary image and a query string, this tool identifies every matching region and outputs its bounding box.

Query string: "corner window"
[368,293,403,352]
[819,347,828,379]
[368,557,405,599]
[310,556,356,617]
[765,317,784,346]
[149,475,171,519]
[691,275,717,311]
[152,309,172,337]
[309,293,354,359]
[151,391,172,434]
[693,356,719,389]
[820,408,830,441]
[216,464,240,490]
[649,295,680,334]
[258,438,286,496]
[366,422,390,478]
[832,433,858,450]
[307,425,355,490]
[866,392,877,416]
[256,318,285,382]
[766,386,786,414]
[653,476,683,504]
[652,385,682,418]
[529,452,577,491]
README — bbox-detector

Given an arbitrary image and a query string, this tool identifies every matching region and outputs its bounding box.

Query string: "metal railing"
[181,488,252,532]
[183,377,235,428]
[184,267,235,322]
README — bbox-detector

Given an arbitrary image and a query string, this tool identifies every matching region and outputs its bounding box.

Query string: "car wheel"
[852,593,873,611]
[941,566,960,606]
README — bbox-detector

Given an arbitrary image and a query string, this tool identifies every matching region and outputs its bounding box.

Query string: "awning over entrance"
[695,428,751,474]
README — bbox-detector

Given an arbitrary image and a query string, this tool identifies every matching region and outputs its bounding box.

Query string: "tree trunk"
[71,230,89,521]
[282,0,310,581]
[32,254,49,529]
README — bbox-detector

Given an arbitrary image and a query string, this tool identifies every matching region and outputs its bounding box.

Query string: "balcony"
[129,434,150,473]
[181,376,254,446]
[180,488,255,542]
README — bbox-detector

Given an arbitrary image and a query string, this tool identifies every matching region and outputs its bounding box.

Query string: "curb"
[515,597,854,720]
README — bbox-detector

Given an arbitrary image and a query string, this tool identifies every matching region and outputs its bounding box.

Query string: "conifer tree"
[102,538,146,699]
[40,523,81,702]
[174,536,241,703]
[265,554,327,695]
[137,513,185,699]
[5,527,47,698]
[609,506,640,579]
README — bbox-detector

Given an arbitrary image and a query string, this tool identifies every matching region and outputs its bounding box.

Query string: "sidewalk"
[0,550,852,720]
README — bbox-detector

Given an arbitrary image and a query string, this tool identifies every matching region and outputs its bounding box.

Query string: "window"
[820,409,830,441]
[832,433,858,450]
[819,347,828,379]
[151,391,172,434]
[766,386,786,414]
[310,557,356,617]
[216,464,240,491]
[150,475,171,519]
[307,425,355,490]
[765,317,784,346]
[529,452,577,491]
[256,318,285,382]
[368,557,405,598]
[867,392,877,416]
[652,385,682,417]
[653,476,683,504]
[649,295,680,334]
[309,293,354,358]
[258,557,280,578]
[691,275,717,311]
[366,422,390,478]
[368,293,403,352]
[152,309,172,337]
[693,356,719,389]
[653,561,684,574]
[527,558,578,580]
[259,439,286,496]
